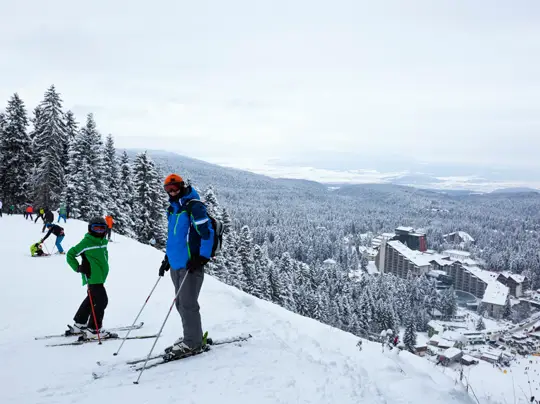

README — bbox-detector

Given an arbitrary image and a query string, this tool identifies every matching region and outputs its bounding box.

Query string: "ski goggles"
[90,224,108,234]
[164,183,183,193]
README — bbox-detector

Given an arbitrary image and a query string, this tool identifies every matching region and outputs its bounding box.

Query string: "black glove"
[77,263,91,278]
[159,255,170,277]
[186,255,209,272]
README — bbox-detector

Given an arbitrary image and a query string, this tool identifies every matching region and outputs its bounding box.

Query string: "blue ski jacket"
[166,187,214,270]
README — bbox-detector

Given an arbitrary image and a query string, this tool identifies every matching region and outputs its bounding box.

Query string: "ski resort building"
[497,272,528,297]
[443,231,476,245]
[376,239,433,278]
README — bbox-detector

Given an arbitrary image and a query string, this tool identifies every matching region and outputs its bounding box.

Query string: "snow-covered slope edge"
[1,216,473,404]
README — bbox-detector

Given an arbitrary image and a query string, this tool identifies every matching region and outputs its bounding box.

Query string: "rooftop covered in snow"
[482,281,509,306]
[387,240,433,267]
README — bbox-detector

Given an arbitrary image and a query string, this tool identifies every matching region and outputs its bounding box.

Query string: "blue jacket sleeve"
[189,202,214,259]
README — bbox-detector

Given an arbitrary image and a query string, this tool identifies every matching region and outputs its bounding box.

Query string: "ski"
[46,333,156,347]
[131,333,252,371]
[35,322,144,340]
[125,333,252,365]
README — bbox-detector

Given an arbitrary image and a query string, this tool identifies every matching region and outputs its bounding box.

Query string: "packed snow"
[0,215,476,404]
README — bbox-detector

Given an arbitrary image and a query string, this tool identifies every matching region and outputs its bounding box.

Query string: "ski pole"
[85,275,102,345]
[114,276,162,356]
[134,272,189,385]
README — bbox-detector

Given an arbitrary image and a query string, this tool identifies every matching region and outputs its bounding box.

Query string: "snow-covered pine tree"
[0,93,32,210]
[202,186,220,218]
[81,114,106,217]
[29,106,43,154]
[253,244,270,300]
[440,286,457,320]
[117,151,136,236]
[221,209,232,234]
[32,85,68,208]
[476,315,486,331]
[403,315,417,353]
[238,225,257,294]
[503,296,512,320]
[63,110,78,179]
[0,112,5,170]
[132,151,167,246]
[64,113,106,219]
[278,252,297,312]
[357,292,372,335]
[103,135,133,236]
[62,123,85,218]
[77,160,99,219]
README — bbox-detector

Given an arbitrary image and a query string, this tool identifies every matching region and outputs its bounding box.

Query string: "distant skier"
[58,204,67,223]
[30,242,48,257]
[393,335,399,346]
[25,205,34,220]
[41,223,65,254]
[34,207,44,223]
[0,199,3,217]
[105,215,114,241]
[8,205,14,215]
[66,217,115,338]
[160,173,214,357]
[42,208,54,232]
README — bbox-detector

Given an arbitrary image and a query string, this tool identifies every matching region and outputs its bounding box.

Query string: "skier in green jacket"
[66,217,115,338]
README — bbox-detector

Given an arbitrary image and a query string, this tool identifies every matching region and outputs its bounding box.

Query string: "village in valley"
[360,227,540,402]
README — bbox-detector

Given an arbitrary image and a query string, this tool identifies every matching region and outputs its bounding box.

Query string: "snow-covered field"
[0,215,476,403]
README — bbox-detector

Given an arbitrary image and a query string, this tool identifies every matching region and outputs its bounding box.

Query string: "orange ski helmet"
[164,174,184,192]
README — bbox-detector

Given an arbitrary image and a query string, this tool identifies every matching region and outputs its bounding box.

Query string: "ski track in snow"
[0,215,475,404]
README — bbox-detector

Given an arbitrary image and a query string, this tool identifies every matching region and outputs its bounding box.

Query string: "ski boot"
[164,331,210,354]
[64,323,86,336]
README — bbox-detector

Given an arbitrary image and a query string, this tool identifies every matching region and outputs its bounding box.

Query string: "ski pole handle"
[114,276,162,356]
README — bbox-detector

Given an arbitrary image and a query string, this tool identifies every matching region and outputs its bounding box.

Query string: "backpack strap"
[183,199,202,215]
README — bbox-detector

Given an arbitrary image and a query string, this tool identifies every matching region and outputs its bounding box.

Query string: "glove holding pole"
[159,255,170,277]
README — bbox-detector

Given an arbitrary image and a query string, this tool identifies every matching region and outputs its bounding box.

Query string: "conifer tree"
[117,151,136,235]
[32,85,68,208]
[103,135,132,235]
[63,110,78,178]
[238,225,256,294]
[503,297,512,320]
[203,186,220,218]
[253,244,270,300]
[357,292,372,335]
[404,315,417,353]
[0,93,32,209]
[64,113,106,219]
[132,151,167,246]
[476,315,486,331]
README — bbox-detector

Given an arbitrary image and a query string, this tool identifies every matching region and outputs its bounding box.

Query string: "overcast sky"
[1,0,539,172]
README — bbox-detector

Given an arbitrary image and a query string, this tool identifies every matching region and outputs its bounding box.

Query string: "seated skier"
[30,242,48,257]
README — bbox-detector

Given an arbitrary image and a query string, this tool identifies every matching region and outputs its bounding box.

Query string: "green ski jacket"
[66,233,109,285]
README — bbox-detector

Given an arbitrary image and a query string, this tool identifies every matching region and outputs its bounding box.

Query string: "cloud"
[0,0,539,170]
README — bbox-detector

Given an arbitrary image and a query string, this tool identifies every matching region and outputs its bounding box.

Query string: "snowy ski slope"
[0,215,474,403]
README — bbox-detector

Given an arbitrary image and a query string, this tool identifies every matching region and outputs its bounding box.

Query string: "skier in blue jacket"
[159,173,214,357]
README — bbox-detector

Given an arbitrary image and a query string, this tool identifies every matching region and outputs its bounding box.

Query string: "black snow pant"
[73,284,108,331]
[0,210,2,217]
[170,269,204,348]
[34,213,43,223]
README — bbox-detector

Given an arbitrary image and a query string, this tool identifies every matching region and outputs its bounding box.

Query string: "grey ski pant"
[170,268,204,348]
